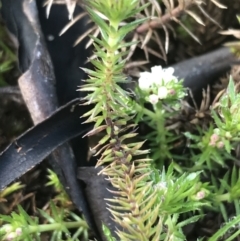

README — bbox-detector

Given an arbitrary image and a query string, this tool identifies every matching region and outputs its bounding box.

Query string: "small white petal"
[165,67,175,76]
[149,94,159,105]
[151,66,163,84]
[138,72,153,90]
[162,67,178,83]
[151,66,163,75]
[158,86,168,99]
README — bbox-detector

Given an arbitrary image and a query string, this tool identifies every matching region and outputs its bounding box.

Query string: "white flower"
[158,86,168,99]
[152,66,178,84]
[138,65,178,90]
[162,67,177,83]
[138,72,153,90]
[151,66,163,74]
[151,66,164,84]
[149,94,159,105]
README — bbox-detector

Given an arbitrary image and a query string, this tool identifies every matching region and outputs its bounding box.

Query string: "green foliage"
[46,169,71,207]
[183,77,240,170]
[145,165,207,240]
[1,1,240,241]
[209,215,240,241]
[0,182,25,202]
[152,166,206,214]
[133,60,240,239]
[80,0,203,240]
[0,25,16,86]
[80,1,240,240]
[135,73,187,167]
[209,166,240,221]
[0,203,89,241]
[0,170,89,241]
[102,225,117,241]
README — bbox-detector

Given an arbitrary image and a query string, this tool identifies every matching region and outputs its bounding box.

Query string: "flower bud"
[217,141,224,149]
[168,89,176,95]
[158,86,168,99]
[209,133,219,146]
[2,225,13,233]
[148,94,159,105]
[191,188,209,200]
[225,132,232,139]
[6,232,17,240]
[15,228,22,236]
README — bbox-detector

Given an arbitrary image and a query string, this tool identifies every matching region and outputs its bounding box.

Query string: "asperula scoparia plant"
[79,0,212,240]
[1,1,240,241]
[79,1,240,238]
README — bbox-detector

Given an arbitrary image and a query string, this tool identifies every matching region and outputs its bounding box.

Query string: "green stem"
[27,220,88,234]
[135,101,171,165]
[134,102,156,120]
[216,193,231,202]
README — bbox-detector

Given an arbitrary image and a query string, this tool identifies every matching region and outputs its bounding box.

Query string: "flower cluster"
[138,66,186,104]
[0,225,22,240]
[208,128,235,151]
[209,133,224,149]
